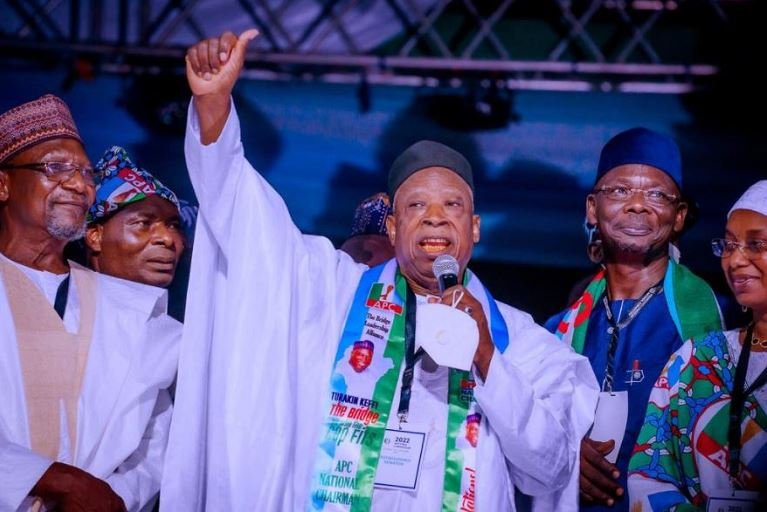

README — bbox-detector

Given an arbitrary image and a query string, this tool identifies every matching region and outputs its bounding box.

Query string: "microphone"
[432,254,460,293]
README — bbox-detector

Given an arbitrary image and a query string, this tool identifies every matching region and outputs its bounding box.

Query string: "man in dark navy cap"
[546,127,725,511]
[162,29,599,512]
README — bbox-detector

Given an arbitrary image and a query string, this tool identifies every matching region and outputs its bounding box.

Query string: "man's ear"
[472,214,481,244]
[385,214,396,247]
[672,201,688,235]
[85,224,103,254]
[586,194,598,226]
[0,170,9,202]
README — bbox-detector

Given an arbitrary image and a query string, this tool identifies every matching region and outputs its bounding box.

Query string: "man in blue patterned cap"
[339,192,395,267]
[85,146,185,288]
[545,127,725,511]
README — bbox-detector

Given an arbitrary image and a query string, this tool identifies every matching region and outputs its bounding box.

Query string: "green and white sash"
[308,259,509,511]
[553,260,724,353]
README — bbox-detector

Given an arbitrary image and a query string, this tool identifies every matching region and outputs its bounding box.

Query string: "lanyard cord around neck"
[728,323,767,486]
[397,285,424,425]
[600,283,662,392]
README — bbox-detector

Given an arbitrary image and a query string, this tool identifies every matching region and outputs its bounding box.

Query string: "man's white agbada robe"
[0,266,180,511]
[161,100,598,511]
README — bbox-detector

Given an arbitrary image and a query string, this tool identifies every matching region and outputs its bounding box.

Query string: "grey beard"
[46,216,87,241]
[45,196,89,241]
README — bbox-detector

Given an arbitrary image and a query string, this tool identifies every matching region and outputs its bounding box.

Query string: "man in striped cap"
[85,146,185,288]
[0,95,180,511]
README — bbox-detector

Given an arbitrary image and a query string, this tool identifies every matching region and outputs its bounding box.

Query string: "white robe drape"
[161,100,598,511]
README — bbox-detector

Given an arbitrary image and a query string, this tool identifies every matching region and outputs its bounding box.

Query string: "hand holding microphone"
[426,255,493,379]
[415,254,479,371]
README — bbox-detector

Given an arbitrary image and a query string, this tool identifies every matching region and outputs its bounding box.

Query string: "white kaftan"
[0,264,180,511]
[161,100,598,511]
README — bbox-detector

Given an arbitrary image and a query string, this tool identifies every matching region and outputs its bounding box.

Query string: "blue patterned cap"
[350,192,391,237]
[88,146,179,223]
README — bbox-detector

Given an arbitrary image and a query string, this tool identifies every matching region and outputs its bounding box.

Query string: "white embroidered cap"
[728,180,767,218]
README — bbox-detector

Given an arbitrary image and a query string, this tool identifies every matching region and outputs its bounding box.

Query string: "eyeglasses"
[0,161,96,185]
[593,186,679,206]
[711,238,767,259]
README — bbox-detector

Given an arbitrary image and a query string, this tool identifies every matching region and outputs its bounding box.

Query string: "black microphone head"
[433,254,460,292]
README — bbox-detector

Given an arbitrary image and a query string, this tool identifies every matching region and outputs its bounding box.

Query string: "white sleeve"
[186,97,313,260]
[162,97,365,511]
[0,436,52,511]
[185,96,289,253]
[473,307,598,507]
[106,390,173,512]
[183,97,360,320]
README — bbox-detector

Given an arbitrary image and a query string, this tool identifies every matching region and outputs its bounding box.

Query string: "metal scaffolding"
[0,0,754,93]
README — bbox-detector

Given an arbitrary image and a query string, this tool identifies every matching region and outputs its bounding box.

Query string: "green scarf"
[553,260,723,353]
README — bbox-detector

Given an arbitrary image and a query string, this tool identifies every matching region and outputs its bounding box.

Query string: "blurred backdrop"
[1,0,764,321]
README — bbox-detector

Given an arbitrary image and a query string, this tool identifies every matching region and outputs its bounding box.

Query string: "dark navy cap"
[388,140,474,198]
[596,127,682,190]
[350,192,391,237]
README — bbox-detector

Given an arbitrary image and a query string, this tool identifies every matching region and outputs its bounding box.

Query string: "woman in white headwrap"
[627,181,767,511]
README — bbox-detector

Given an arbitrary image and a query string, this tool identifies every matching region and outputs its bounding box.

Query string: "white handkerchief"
[415,303,479,371]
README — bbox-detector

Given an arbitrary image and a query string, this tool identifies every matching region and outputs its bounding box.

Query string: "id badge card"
[588,391,629,463]
[706,489,761,512]
[374,428,428,491]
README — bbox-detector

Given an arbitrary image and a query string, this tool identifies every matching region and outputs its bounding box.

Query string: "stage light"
[422,82,519,131]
